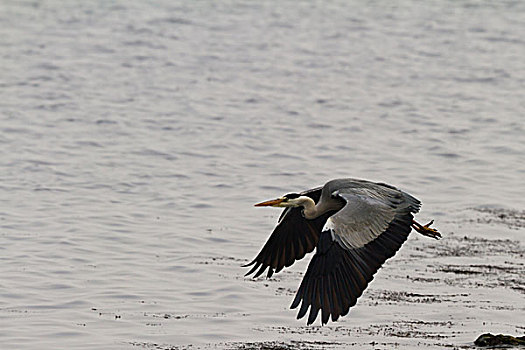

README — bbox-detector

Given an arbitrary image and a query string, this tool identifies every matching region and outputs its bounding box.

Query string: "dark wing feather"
[244,187,330,279]
[291,211,415,325]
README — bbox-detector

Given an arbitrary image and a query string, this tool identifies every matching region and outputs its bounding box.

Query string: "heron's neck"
[296,196,318,219]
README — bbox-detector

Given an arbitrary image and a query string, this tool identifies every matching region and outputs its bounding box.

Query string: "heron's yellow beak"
[254,197,286,207]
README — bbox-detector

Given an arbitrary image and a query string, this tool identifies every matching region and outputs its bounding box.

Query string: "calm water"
[1,1,524,349]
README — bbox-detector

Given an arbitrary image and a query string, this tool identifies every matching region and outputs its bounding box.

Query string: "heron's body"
[245,178,440,325]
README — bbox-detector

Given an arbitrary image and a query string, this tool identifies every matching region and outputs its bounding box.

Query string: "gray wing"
[327,185,420,249]
[291,182,421,325]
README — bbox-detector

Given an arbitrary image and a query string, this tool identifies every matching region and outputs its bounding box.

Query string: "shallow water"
[0,1,524,349]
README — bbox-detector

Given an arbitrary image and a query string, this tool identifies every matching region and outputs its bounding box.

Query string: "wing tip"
[241,259,256,268]
[244,261,262,277]
[290,294,301,309]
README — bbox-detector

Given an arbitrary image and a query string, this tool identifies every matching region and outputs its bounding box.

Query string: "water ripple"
[1,1,524,349]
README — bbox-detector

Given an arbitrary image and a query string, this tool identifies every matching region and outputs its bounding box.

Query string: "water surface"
[1,1,524,349]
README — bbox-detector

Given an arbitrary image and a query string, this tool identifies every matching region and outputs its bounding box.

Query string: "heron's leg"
[412,219,441,239]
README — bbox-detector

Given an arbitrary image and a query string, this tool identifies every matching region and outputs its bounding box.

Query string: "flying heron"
[244,178,441,325]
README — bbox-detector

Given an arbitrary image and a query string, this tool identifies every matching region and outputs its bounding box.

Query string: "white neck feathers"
[291,196,317,219]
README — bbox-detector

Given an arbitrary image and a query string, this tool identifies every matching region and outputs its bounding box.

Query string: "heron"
[244,178,441,325]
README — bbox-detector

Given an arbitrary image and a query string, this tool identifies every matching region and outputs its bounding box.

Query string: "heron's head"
[254,193,305,208]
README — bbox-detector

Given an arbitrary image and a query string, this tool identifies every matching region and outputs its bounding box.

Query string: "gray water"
[1,1,524,349]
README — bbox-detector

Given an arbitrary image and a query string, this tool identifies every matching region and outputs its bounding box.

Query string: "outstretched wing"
[291,186,420,325]
[328,184,420,249]
[244,187,334,279]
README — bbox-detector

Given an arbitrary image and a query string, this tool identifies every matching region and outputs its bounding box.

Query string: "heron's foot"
[412,220,441,240]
